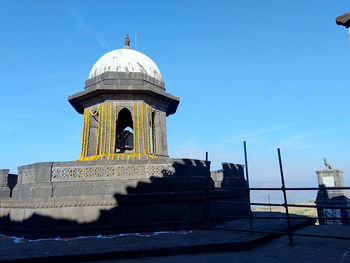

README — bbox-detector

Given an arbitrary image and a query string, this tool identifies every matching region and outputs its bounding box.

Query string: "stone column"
[153,110,168,156]
[104,102,114,157]
[141,102,151,155]
[87,112,99,156]
[134,102,142,156]
[0,169,10,198]
[159,111,168,156]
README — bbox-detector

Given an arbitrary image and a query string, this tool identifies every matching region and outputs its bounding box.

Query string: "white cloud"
[171,139,206,160]
[275,130,338,150]
[71,7,110,49]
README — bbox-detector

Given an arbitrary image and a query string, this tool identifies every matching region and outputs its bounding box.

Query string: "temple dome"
[88,48,162,81]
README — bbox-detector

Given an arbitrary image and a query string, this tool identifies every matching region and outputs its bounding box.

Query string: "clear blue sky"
[0,0,349,200]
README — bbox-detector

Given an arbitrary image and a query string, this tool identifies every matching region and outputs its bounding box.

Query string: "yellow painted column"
[141,102,146,154]
[146,104,151,158]
[112,103,117,159]
[137,103,141,160]
[108,103,112,159]
[133,104,136,160]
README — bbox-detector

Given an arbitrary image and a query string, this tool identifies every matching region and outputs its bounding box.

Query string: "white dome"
[88,48,162,81]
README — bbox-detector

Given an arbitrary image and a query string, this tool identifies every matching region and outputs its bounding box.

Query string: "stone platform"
[0,212,315,262]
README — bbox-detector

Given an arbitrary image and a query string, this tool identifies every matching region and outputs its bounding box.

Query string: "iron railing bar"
[243,141,253,235]
[222,186,350,191]
[210,200,350,210]
[213,215,350,221]
[287,204,350,209]
[277,148,293,244]
[285,187,350,190]
[209,201,285,206]
[211,228,350,241]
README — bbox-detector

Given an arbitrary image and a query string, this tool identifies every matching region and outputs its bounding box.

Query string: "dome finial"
[124,34,130,49]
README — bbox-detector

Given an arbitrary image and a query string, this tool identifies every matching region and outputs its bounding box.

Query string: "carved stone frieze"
[51,164,175,181]
[0,196,118,209]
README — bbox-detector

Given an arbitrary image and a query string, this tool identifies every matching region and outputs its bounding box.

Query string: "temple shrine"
[0,36,249,236]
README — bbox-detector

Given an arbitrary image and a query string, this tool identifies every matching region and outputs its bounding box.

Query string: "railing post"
[244,141,253,234]
[205,151,209,227]
[277,148,293,245]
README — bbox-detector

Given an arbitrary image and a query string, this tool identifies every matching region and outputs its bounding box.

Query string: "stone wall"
[0,160,251,237]
[12,158,212,199]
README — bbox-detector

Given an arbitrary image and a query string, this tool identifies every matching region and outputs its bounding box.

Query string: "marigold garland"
[108,103,112,160]
[112,103,117,160]
[89,108,99,116]
[82,109,88,158]
[137,103,141,160]
[78,102,156,161]
[141,102,146,154]
[146,104,150,159]
[132,104,136,160]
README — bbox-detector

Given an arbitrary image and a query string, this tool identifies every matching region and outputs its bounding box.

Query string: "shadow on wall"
[8,174,17,198]
[0,170,18,198]
[0,160,250,238]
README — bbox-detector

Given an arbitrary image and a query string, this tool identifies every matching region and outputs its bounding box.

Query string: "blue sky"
[0,0,349,201]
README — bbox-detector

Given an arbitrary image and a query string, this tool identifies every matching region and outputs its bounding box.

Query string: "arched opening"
[115,108,134,153]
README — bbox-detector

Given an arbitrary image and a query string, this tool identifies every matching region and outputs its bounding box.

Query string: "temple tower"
[69,35,179,160]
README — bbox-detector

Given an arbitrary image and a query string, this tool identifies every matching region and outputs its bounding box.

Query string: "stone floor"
[0,213,347,262]
[107,225,350,263]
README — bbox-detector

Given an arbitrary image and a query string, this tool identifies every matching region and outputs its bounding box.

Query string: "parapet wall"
[210,163,247,188]
[0,160,250,237]
[210,163,250,220]
[12,158,212,199]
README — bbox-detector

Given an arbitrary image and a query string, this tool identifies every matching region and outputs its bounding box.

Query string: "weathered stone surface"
[211,163,247,188]
[69,71,179,116]
[13,158,212,199]
[210,163,250,220]
[0,170,10,198]
[2,159,250,235]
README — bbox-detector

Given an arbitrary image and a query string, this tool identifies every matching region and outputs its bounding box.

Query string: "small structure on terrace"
[69,35,179,160]
[316,158,350,225]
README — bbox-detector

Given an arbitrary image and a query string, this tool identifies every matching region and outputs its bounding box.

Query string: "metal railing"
[209,142,350,245]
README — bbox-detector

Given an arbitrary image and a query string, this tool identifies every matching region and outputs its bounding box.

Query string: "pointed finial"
[124,34,130,49]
